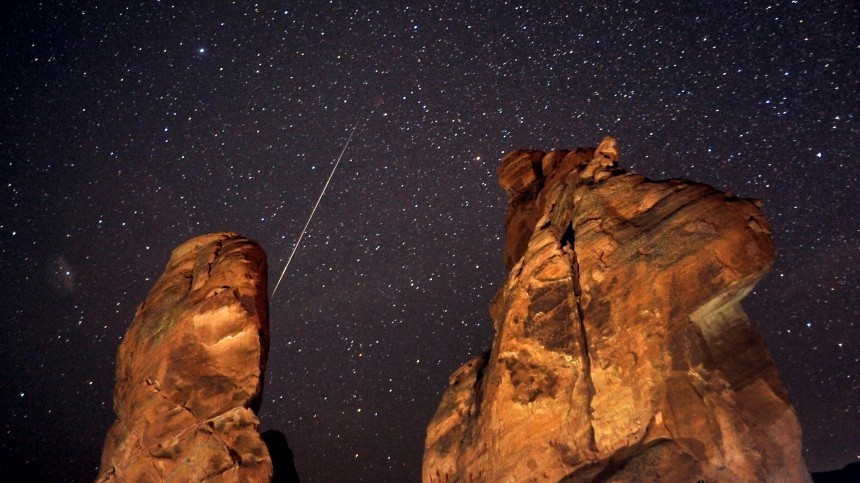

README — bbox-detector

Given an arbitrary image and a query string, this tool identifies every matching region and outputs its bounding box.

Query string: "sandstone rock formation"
[97,233,272,482]
[424,138,810,482]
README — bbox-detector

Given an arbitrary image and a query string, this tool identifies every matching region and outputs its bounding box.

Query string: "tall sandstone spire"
[97,233,272,482]
[423,138,809,482]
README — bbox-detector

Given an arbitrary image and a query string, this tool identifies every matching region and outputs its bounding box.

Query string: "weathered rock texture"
[97,233,271,482]
[424,138,810,482]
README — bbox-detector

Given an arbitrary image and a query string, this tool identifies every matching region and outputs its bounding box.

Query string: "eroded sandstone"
[424,138,809,482]
[97,232,271,482]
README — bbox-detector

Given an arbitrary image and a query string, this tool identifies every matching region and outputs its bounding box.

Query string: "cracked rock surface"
[423,139,809,482]
[97,233,271,482]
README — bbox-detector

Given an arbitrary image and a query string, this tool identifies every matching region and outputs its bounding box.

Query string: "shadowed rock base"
[424,140,810,482]
[262,430,301,483]
[97,233,272,482]
[811,462,860,483]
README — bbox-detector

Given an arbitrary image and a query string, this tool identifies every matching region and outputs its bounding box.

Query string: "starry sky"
[1,1,857,481]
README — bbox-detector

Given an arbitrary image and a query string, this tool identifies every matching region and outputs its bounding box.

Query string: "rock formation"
[424,138,810,482]
[97,233,272,482]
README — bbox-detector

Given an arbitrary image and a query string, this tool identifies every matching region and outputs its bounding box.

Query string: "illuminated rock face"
[97,233,271,482]
[424,140,810,482]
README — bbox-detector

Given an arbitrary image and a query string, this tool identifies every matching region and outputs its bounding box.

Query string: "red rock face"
[97,233,271,482]
[424,139,810,482]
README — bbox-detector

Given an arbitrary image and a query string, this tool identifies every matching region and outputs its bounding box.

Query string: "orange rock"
[424,141,810,482]
[97,233,271,482]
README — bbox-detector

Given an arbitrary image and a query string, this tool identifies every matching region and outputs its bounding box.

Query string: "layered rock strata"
[424,138,809,482]
[97,232,271,482]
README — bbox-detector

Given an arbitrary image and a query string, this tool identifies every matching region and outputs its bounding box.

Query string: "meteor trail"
[272,118,361,296]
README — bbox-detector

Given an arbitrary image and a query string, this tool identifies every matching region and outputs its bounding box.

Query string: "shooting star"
[272,118,361,296]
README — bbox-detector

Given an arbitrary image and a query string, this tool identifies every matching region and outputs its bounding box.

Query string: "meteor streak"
[272,119,361,296]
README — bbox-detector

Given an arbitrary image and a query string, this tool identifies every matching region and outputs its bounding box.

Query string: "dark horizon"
[1,1,857,480]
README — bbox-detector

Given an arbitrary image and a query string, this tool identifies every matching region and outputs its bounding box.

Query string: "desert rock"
[424,141,810,482]
[97,232,271,482]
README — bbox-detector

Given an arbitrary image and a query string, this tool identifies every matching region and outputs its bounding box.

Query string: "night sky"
[1,1,857,481]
